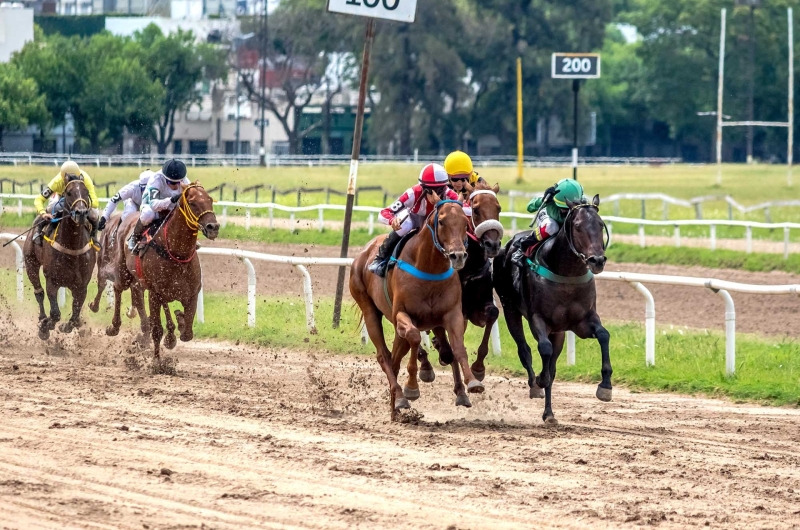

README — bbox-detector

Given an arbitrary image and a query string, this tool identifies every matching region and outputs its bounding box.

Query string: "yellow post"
[516,57,524,183]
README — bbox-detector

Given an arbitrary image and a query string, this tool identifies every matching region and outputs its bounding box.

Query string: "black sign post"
[552,53,601,181]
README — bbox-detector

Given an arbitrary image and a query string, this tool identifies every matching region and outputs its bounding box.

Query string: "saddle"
[386,229,418,273]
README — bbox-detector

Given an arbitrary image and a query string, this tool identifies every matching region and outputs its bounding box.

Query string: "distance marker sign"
[327,0,417,23]
[551,53,601,79]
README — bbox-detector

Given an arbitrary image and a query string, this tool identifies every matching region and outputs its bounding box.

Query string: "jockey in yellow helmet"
[32,161,100,247]
[444,151,484,202]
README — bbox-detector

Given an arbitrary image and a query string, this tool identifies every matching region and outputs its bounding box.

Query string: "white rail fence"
[3,232,800,376]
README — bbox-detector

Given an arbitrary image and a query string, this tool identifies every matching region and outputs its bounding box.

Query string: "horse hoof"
[175,310,185,333]
[47,320,57,331]
[105,326,120,337]
[58,322,73,334]
[88,301,99,313]
[466,379,485,394]
[126,307,137,319]
[596,386,613,402]
[38,328,49,341]
[455,393,472,408]
[419,368,435,383]
[179,333,193,343]
[164,333,177,350]
[530,384,545,399]
[471,367,486,382]
[438,356,451,367]
[403,386,420,401]
[544,416,559,425]
[394,397,411,410]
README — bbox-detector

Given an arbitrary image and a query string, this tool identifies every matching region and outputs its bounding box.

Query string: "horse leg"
[358,302,406,417]
[471,304,499,382]
[59,284,86,333]
[26,263,48,337]
[540,332,565,425]
[442,310,484,394]
[529,315,556,423]
[163,302,177,350]
[417,340,436,383]
[575,315,613,402]
[389,335,417,401]
[504,308,541,398]
[176,294,197,342]
[431,327,470,407]
[148,292,164,359]
[130,285,149,335]
[88,265,105,313]
[44,280,61,333]
[106,285,123,336]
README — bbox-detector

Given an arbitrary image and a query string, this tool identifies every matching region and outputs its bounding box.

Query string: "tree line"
[1,0,798,161]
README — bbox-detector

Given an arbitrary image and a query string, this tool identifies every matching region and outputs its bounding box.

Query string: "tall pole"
[516,57,524,183]
[235,37,241,157]
[332,19,376,328]
[572,79,580,180]
[259,0,268,166]
[717,8,727,186]
[789,7,794,187]
[747,5,756,164]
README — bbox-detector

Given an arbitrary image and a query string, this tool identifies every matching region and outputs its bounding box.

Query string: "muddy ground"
[1,318,800,530]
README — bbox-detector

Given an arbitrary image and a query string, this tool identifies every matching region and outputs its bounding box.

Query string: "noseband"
[563,202,609,264]
[468,189,505,240]
[64,179,89,222]
[425,200,468,258]
[177,183,215,236]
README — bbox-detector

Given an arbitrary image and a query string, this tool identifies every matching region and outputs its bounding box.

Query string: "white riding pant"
[139,205,158,225]
[394,211,425,237]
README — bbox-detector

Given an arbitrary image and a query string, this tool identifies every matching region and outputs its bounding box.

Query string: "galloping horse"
[419,181,504,406]
[350,200,484,418]
[23,177,97,340]
[493,195,610,424]
[120,183,219,359]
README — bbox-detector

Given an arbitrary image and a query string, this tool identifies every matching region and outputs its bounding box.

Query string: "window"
[189,140,208,155]
[173,140,183,155]
[225,141,251,155]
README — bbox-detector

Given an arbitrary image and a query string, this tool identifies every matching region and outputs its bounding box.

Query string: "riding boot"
[89,218,101,250]
[128,219,146,255]
[368,231,402,278]
[511,234,537,268]
[33,220,46,246]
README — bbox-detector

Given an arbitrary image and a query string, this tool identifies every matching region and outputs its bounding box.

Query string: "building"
[0,6,34,62]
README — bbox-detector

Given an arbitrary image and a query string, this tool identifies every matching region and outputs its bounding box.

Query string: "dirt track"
[1,313,800,529]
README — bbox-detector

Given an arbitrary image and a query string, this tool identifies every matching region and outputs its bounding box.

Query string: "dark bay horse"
[493,195,610,424]
[23,178,97,340]
[120,183,219,359]
[418,182,504,406]
[350,199,484,419]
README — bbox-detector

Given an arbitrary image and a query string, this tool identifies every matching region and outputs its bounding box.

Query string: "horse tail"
[352,301,364,333]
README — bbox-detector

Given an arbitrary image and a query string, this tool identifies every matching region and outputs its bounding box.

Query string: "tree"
[134,25,227,154]
[0,63,48,151]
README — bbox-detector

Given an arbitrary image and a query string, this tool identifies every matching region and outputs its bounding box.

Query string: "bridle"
[563,202,609,264]
[162,183,215,263]
[468,189,505,240]
[425,200,469,258]
[63,179,90,223]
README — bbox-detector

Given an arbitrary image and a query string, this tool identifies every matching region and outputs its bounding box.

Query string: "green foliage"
[34,15,106,38]
[0,63,48,150]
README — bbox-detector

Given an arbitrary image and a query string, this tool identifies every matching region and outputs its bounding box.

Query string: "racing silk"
[35,171,99,215]
[140,171,191,220]
[102,171,153,221]
[526,196,577,242]
[379,184,461,225]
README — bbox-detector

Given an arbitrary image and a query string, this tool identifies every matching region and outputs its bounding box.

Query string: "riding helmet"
[162,159,187,183]
[444,151,473,177]
[418,163,449,188]
[60,160,81,179]
[553,179,584,208]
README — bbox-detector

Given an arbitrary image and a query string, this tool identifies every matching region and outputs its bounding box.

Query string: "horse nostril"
[206,223,220,232]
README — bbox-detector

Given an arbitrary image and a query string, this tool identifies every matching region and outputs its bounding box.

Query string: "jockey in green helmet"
[510,178,586,268]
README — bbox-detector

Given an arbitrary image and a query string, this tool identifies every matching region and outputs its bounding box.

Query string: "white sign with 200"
[326,0,417,23]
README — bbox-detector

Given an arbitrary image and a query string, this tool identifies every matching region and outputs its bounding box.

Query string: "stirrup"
[33,233,43,246]
[368,258,388,278]
[510,248,527,268]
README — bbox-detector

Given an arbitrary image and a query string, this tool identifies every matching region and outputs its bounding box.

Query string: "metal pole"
[747,5,756,165]
[259,0,268,167]
[789,7,794,187]
[717,9,726,186]
[572,79,580,180]
[333,19,376,328]
[516,57,523,182]
[235,47,241,157]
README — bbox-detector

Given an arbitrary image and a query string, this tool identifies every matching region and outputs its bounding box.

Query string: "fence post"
[108,157,112,167]
[728,203,733,220]
[368,213,374,235]
[638,224,645,248]
[674,225,681,248]
[245,208,251,231]
[255,188,259,203]
[490,320,502,356]
[242,258,256,328]
[414,148,419,163]
[326,188,331,204]
[631,282,655,367]
[662,201,668,220]
[745,225,752,254]
[96,158,100,167]
[710,224,716,250]
[566,331,576,366]
[269,206,273,229]
[785,227,790,260]
[641,199,646,219]
[695,203,703,220]
[296,190,302,207]
[318,207,324,232]
[295,264,317,333]
[17,199,22,217]
[613,199,620,216]
[508,194,515,213]
[58,287,66,309]
[764,207,772,223]
[10,241,23,302]
[511,216,518,234]
[290,213,296,233]
[192,157,196,167]
[714,289,736,376]
[271,186,276,204]
[221,206,227,229]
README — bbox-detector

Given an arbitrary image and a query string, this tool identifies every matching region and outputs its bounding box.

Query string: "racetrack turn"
[1,320,799,529]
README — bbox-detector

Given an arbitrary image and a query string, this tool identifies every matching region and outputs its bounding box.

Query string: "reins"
[44,179,98,256]
[159,183,215,264]
[563,202,609,264]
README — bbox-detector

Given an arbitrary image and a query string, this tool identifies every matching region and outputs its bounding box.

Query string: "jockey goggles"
[423,185,448,197]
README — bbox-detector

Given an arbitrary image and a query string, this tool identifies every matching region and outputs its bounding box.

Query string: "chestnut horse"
[119,183,219,359]
[23,178,97,340]
[351,200,485,418]
[493,195,610,424]
[419,182,505,407]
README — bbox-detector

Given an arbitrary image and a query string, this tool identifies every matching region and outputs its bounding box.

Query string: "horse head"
[565,194,607,274]
[469,181,504,258]
[63,177,90,226]
[183,182,220,240]
[432,201,469,271]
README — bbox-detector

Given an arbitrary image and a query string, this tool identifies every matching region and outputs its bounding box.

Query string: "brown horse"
[93,212,151,340]
[419,182,505,406]
[122,183,219,359]
[23,178,97,340]
[493,195,610,424]
[350,199,484,418]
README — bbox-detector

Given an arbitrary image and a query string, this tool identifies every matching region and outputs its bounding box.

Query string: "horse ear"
[429,189,441,203]
[592,194,600,208]
[464,182,474,194]
[492,183,500,194]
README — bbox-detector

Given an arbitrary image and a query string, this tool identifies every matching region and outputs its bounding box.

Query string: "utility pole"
[746,1,760,164]
[259,0,268,167]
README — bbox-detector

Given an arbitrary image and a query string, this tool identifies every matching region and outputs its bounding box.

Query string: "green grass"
[607,243,800,274]
[1,267,798,406]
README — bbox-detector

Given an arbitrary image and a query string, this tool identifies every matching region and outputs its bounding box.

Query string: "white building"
[0,6,33,62]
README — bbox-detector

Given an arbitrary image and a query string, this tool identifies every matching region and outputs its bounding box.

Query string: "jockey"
[128,159,190,255]
[510,178,586,268]
[368,163,461,277]
[98,169,155,232]
[444,150,484,202]
[32,161,100,247]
